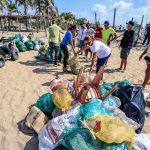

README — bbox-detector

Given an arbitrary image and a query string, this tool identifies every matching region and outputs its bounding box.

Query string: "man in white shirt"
[86,23,95,37]
[76,36,111,73]
[77,23,87,50]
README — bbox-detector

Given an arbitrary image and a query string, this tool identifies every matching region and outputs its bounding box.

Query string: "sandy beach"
[0,32,149,150]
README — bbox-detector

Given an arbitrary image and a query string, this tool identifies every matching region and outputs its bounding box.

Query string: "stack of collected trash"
[24,67,148,150]
[36,44,64,63]
[9,34,46,52]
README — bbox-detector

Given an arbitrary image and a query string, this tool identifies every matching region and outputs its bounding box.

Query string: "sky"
[55,0,150,26]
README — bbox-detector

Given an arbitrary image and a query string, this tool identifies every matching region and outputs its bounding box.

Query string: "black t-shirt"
[120,30,135,48]
[146,26,150,35]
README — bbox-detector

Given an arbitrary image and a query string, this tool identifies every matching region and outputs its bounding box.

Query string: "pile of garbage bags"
[36,44,64,63]
[9,34,46,52]
[23,70,147,150]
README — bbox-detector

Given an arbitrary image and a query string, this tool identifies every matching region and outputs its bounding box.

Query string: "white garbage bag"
[133,134,150,150]
[38,104,80,150]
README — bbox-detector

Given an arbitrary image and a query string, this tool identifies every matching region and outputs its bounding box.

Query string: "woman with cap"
[119,21,135,72]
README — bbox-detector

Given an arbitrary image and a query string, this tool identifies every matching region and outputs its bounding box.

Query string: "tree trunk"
[24,0,28,30]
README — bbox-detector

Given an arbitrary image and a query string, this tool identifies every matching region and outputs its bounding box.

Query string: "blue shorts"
[96,55,110,73]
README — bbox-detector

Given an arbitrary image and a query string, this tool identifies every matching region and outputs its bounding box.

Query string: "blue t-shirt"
[61,30,72,45]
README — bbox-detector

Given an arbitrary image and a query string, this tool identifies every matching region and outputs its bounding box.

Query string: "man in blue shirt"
[60,25,77,72]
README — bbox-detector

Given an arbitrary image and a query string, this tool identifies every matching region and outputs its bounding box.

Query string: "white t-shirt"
[90,40,111,58]
[77,27,87,41]
[147,47,150,57]
[86,28,95,36]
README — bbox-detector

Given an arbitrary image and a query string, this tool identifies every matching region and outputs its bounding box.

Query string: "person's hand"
[139,55,143,61]
[89,67,93,74]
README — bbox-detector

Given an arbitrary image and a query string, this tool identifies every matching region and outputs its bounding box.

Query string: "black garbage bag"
[112,85,146,133]
[54,145,68,150]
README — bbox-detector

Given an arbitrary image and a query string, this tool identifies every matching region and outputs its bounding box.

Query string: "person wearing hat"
[102,20,117,46]
[49,19,63,65]
[119,21,135,71]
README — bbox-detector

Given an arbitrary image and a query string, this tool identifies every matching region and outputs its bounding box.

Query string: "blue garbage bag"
[79,99,112,121]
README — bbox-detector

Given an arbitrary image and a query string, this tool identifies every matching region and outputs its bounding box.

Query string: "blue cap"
[104,20,110,26]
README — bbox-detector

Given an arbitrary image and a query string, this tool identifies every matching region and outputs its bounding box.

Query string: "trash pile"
[9,34,46,52]
[23,67,147,150]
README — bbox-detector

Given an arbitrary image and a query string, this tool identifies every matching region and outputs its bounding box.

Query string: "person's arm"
[70,38,75,53]
[139,48,148,61]
[109,29,117,42]
[76,46,90,55]
[89,53,96,74]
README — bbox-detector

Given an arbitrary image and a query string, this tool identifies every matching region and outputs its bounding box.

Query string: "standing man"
[102,20,117,46]
[86,23,95,37]
[60,25,77,72]
[139,46,150,89]
[77,23,87,51]
[77,36,111,74]
[95,23,103,39]
[119,21,135,71]
[49,20,63,65]
[142,25,150,46]
[85,23,95,59]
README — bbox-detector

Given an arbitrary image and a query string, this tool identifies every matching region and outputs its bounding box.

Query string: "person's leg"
[142,64,150,89]
[54,44,59,65]
[49,42,54,61]
[124,59,127,70]
[61,44,69,70]
[147,36,150,45]
[119,48,124,69]
[119,59,124,69]
[143,35,148,45]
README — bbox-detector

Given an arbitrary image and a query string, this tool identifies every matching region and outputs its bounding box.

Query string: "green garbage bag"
[26,41,35,50]
[60,128,130,150]
[79,99,112,121]
[32,39,39,45]
[40,41,46,45]
[15,41,23,47]
[34,93,56,118]
[16,41,27,52]
[15,34,21,40]
[99,80,130,95]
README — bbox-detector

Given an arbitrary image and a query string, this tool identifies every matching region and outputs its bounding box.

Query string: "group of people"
[48,19,150,89]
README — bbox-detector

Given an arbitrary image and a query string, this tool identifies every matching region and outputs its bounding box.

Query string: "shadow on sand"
[104,68,120,74]
[19,58,50,67]
[17,118,38,150]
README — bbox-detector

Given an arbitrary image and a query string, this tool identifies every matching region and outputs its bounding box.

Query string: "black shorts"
[120,48,131,60]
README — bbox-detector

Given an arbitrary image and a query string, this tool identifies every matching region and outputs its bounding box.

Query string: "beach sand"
[0,31,149,150]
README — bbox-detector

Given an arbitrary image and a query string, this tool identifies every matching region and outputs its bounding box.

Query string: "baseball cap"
[104,20,110,26]
[128,21,134,26]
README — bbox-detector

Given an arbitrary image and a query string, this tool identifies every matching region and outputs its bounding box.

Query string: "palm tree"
[33,0,57,16]
[0,0,7,12]
[15,0,33,15]
[6,1,18,15]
